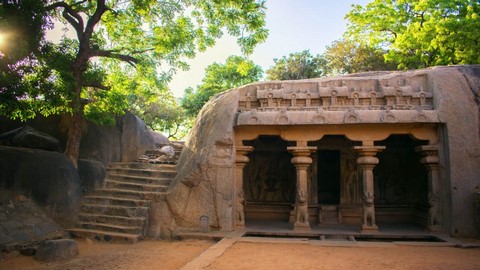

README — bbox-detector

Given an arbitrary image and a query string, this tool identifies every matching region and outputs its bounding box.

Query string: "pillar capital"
[235,145,254,166]
[287,146,316,157]
[415,144,439,165]
[354,145,385,157]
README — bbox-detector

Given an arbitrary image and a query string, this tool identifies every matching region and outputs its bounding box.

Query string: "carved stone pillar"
[354,143,385,231]
[288,144,316,231]
[416,144,442,231]
[234,145,254,229]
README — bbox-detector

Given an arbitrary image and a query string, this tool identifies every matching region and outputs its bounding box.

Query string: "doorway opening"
[243,135,296,224]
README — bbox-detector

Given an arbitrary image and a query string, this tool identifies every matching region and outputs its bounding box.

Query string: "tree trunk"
[64,111,84,168]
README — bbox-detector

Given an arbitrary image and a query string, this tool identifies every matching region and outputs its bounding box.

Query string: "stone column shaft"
[354,144,385,231]
[288,146,316,231]
[416,145,442,231]
[234,145,254,229]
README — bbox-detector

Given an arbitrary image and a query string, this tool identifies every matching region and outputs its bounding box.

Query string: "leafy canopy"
[346,0,480,69]
[1,0,268,164]
[323,39,397,75]
[265,50,326,80]
[181,55,263,117]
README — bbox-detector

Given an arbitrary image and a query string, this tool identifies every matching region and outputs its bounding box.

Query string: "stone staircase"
[67,162,177,243]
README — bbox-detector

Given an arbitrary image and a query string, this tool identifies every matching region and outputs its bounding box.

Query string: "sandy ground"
[1,239,480,270]
[0,239,214,270]
[207,241,480,270]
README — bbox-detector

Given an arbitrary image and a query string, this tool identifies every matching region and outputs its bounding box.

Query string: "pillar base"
[361,224,378,232]
[293,221,310,231]
[427,225,442,232]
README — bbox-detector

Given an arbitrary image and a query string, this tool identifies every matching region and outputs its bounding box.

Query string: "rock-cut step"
[68,228,141,243]
[67,160,177,243]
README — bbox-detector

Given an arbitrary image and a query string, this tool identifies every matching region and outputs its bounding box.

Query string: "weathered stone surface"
[0,199,63,252]
[78,159,106,194]
[150,130,170,146]
[0,112,156,165]
[0,146,82,227]
[153,65,480,238]
[0,126,61,152]
[34,239,79,262]
[120,112,156,162]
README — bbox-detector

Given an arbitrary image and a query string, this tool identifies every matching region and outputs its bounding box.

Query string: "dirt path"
[1,239,480,270]
[0,239,214,270]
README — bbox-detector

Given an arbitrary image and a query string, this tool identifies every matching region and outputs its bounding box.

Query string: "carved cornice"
[236,74,439,126]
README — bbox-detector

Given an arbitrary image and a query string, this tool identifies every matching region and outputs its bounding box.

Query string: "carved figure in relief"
[306,93,312,107]
[428,193,442,226]
[369,92,377,106]
[363,191,376,228]
[331,90,338,106]
[344,159,357,204]
[295,190,309,224]
[235,191,245,225]
[245,93,251,110]
[267,93,274,107]
[291,94,297,107]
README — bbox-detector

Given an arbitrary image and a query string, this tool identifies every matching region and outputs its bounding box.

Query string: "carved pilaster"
[234,145,254,228]
[354,144,385,231]
[288,145,316,231]
[416,144,442,231]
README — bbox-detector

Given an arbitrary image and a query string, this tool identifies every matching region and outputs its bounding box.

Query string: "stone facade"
[155,65,480,238]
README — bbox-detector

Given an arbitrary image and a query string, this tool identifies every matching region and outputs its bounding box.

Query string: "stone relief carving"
[362,191,376,228]
[295,190,309,226]
[236,74,436,125]
[428,192,442,227]
[343,158,358,205]
[235,191,246,226]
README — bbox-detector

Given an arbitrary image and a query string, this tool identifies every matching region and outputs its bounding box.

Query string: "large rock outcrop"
[151,65,480,238]
[0,111,158,165]
[0,147,82,227]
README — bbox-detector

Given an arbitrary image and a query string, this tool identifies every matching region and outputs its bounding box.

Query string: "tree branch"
[82,82,110,91]
[91,49,139,67]
[46,1,84,40]
[83,0,107,42]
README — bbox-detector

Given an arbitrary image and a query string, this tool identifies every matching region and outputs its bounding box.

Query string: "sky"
[46,0,372,98]
[168,0,371,97]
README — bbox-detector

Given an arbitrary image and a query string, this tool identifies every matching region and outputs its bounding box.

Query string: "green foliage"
[265,50,327,80]
[323,39,397,75]
[181,55,263,117]
[346,0,480,69]
[0,0,268,125]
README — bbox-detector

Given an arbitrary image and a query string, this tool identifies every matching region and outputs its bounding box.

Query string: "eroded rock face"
[0,146,82,227]
[0,126,61,152]
[152,65,480,238]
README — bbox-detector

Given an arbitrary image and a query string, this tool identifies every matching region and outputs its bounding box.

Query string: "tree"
[181,55,263,117]
[323,39,397,75]
[345,0,480,69]
[0,0,268,167]
[265,50,327,80]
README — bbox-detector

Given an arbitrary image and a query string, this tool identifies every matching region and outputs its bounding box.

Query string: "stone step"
[95,188,164,200]
[107,168,176,178]
[67,228,141,243]
[108,162,176,171]
[106,173,173,186]
[76,222,143,235]
[80,203,148,218]
[105,180,169,192]
[82,195,150,208]
[78,213,145,227]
